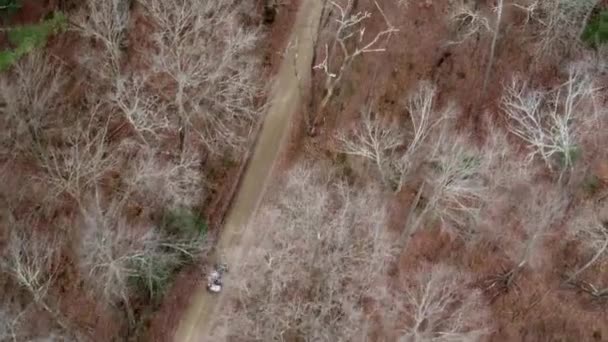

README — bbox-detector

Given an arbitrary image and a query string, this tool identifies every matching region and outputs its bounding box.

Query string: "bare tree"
[486,186,568,290]
[399,81,446,176]
[217,163,395,341]
[0,52,66,153]
[336,107,405,188]
[482,0,504,95]
[0,306,68,342]
[392,264,490,341]
[481,126,531,191]
[73,0,130,76]
[336,81,443,191]
[0,307,20,342]
[524,0,600,59]
[78,196,143,310]
[36,115,116,203]
[0,218,77,335]
[75,0,261,155]
[423,135,490,237]
[510,188,567,277]
[565,202,608,284]
[123,147,205,211]
[140,0,261,154]
[314,0,398,109]
[447,0,491,45]
[78,190,209,319]
[501,66,598,173]
[396,0,410,8]
[107,76,171,146]
[3,229,57,310]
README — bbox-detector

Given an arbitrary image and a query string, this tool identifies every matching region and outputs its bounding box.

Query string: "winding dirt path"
[173,2,324,341]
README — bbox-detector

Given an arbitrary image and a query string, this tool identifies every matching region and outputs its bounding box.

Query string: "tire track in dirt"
[173,1,324,341]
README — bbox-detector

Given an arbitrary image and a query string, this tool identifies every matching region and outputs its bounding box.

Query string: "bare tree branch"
[217,163,396,340]
[0,52,66,154]
[140,0,262,154]
[124,147,205,211]
[394,264,490,341]
[73,0,130,76]
[78,189,209,320]
[502,66,598,173]
[36,114,116,203]
[565,203,608,284]
[336,81,443,192]
[447,0,491,45]
[314,0,398,109]
[107,76,171,146]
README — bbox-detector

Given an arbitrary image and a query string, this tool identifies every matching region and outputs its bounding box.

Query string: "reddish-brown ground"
[281,1,608,341]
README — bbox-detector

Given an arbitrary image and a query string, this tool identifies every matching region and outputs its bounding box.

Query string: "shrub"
[78,197,210,311]
[582,10,608,46]
[0,12,67,71]
[161,208,208,238]
[582,174,601,195]
[0,0,21,17]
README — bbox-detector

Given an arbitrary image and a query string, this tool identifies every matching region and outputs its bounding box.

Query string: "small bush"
[132,226,208,302]
[0,11,66,71]
[582,10,608,46]
[131,208,209,300]
[582,174,601,195]
[127,236,183,302]
[0,0,21,17]
[161,208,208,238]
[79,201,210,308]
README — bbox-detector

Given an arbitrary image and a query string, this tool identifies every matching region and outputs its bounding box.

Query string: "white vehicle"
[206,263,228,293]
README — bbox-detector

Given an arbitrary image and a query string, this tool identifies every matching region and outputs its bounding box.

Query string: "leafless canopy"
[502,66,598,172]
[3,228,58,306]
[0,52,66,154]
[423,135,490,236]
[565,201,608,284]
[336,81,443,192]
[524,0,600,60]
[315,0,398,108]
[216,163,395,341]
[73,0,130,76]
[78,193,210,311]
[392,264,490,341]
[140,0,262,154]
[447,0,491,45]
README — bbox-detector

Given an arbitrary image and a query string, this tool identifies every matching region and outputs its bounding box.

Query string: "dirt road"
[172,1,324,341]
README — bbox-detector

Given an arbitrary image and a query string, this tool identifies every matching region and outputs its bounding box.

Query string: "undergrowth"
[0,11,66,71]
[582,9,608,47]
[131,208,208,302]
[0,0,21,16]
